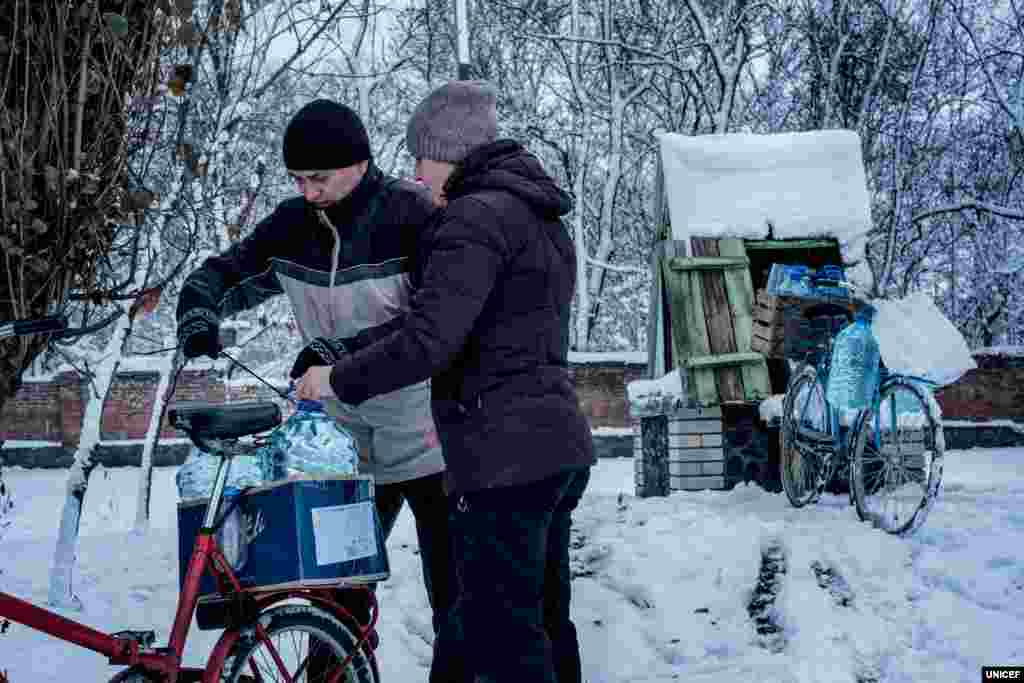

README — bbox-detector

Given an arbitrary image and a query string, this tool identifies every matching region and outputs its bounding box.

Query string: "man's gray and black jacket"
[175,164,445,484]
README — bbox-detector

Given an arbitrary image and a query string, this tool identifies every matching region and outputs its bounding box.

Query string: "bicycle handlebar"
[0,316,67,340]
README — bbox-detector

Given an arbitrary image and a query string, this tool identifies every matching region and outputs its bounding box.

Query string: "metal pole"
[455,0,471,79]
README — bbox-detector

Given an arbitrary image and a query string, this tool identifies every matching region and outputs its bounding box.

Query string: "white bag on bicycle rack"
[872,292,976,387]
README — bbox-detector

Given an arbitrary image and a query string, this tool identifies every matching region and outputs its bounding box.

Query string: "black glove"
[290,336,348,379]
[177,307,222,360]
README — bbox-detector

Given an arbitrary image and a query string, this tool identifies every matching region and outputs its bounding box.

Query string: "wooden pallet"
[661,238,771,406]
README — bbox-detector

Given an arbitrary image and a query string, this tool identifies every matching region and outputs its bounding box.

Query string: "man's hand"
[290,337,347,379]
[294,366,334,401]
[177,308,221,360]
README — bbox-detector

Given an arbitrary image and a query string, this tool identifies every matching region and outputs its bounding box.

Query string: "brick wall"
[1,369,289,447]
[934,353,1024,421]
[570,362,649,428]
[1,360,647,450]
[0,377,63,441]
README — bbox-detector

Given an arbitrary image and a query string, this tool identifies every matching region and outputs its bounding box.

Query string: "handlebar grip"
[1,316,68,340]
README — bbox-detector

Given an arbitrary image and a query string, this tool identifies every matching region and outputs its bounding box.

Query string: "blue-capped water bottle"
[826,311,880,411]
[175,447,263,501]
[260,399,359,480]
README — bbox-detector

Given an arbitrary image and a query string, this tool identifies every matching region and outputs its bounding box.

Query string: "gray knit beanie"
[406,81,498,163]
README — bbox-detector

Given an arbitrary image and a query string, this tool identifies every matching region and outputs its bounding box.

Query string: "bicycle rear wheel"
[850,378,944,535]
[218,603,377,683]
[780,364,835,507]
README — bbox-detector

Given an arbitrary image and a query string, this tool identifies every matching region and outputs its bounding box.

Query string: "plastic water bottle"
[826,314,881,411]
[176,448,217,501]
[258,400,359,480]
[175,447,264,501]
[219,486,248,571]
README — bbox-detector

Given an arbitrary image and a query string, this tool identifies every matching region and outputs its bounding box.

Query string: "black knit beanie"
[283,99,371,171]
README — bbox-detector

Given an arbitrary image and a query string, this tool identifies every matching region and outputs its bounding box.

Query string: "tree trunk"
[48,310,132,609]
[573,159,590,352]
[134,350,183,532]
[0,449,13,545]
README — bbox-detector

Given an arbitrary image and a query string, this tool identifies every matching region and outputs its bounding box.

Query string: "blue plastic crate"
[767,263,850,302]
[177,475,390,597]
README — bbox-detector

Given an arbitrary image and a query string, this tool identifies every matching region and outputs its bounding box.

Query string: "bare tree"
[0,1,163,416]
[43,0,358,606]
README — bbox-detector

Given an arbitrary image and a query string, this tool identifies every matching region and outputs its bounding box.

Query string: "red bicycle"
[0,400,381,683]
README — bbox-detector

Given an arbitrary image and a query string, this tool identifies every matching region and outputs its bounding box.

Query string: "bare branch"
[248,0,354,101]
[586,256,647,274]
[879,0,940,292]
[519,30,701,78]
[950,0,1016,123]
[912,201,1024,223]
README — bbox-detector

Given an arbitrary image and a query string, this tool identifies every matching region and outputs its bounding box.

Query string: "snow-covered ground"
[1,448,1023,682]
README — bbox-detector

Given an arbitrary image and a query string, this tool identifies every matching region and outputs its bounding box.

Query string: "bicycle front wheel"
[218,604,378,683]
[780,364,834,507]
[850,378,944,535]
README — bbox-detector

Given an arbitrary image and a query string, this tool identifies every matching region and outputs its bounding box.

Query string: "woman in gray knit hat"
[294,80,595,683]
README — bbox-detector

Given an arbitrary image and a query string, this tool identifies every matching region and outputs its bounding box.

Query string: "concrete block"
[668,432,702,449]
[668,447,724,463]
[701,460,724,476]
[668,406,723,420]
[669,461,701,476]
[669,475,726,491]
[702,433,723,447]
[669,419,724,435]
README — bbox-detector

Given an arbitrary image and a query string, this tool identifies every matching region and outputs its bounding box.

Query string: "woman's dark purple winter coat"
[328,139,596,494]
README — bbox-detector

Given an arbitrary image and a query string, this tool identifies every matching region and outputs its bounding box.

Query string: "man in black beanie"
[175,99,456,661]
[295,81,595,683]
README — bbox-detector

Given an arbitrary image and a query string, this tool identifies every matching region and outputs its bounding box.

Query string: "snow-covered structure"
[632,130,875,497]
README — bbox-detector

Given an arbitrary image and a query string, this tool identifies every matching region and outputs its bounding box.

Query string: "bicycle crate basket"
[753,264,856,363]
[766,263,851,303]
[177,474,390,598]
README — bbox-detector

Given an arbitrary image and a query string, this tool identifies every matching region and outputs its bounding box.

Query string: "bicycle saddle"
[168,401,281,441]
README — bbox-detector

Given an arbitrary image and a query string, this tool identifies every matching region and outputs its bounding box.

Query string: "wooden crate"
[751,288,857,362]
[751,289,786,358]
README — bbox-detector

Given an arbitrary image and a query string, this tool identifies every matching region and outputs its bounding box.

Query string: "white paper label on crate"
[310,501,378,566]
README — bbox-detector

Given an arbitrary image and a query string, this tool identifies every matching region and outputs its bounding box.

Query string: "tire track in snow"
[811,560,854,608]
[777,516,914,683]
[746,539,787,653]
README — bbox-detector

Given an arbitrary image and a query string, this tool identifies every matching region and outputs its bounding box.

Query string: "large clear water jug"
[175,447,263,501]
[258,400,359,481]
[826,314,881,411]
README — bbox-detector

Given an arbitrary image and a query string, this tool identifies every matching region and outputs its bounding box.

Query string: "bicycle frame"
[793,293,897,487]
[0,444,246,680]
[0,440,378,683]
[1,322,378,681]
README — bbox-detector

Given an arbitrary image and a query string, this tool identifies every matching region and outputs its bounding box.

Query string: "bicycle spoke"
[852,380,943,535]
[781,367,834,508]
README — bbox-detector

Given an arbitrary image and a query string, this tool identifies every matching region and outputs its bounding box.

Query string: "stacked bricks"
[667,406,725,491]
[634,406,726,496]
